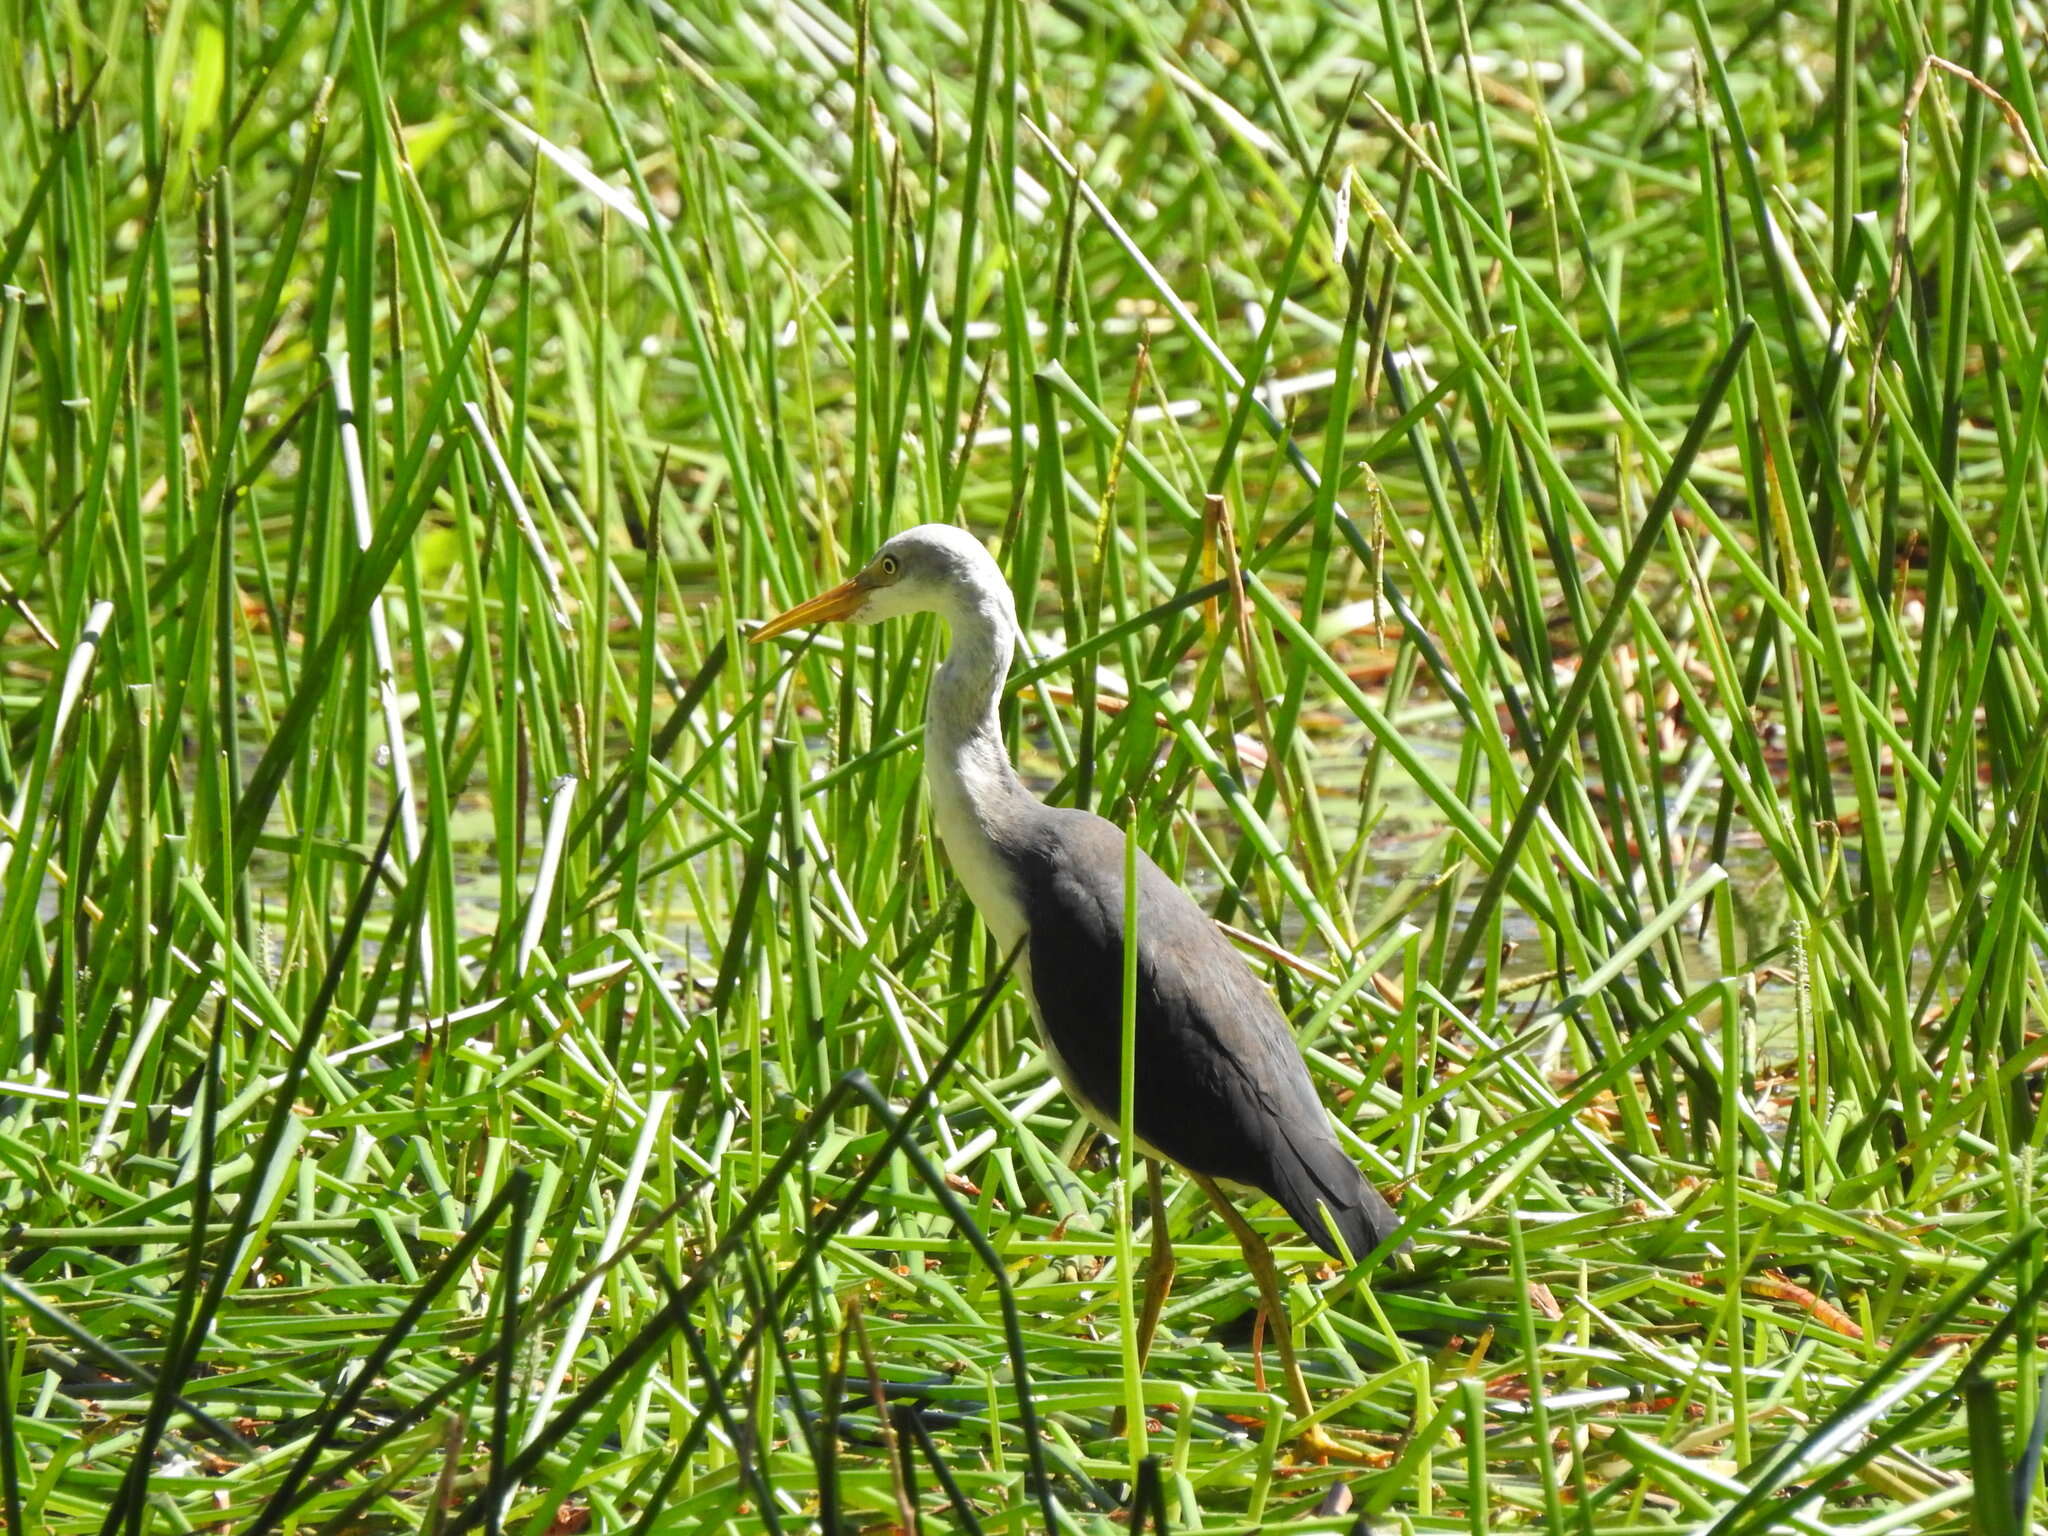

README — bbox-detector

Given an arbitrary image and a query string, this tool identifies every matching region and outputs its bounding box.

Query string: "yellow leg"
[1067,1129,1098,1173]
[1191,1174,1375,1465]
[1137,1158,1176,1370]
[1113,1160,1180,1439]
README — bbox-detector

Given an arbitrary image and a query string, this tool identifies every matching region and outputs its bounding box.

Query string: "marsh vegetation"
[2,0,2046,1530]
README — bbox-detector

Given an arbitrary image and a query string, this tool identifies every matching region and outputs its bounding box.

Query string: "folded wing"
[1009,807,1405,1261]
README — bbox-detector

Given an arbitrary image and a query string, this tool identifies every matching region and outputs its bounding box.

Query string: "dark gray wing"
[1006,807,1405,1261]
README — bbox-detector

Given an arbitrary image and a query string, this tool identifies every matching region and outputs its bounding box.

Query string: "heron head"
[752,524,1012,642]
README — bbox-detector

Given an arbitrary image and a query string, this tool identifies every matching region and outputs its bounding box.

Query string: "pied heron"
[753,522,1405,1459]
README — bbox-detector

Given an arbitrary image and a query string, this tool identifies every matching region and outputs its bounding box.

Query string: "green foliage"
[0,0,2045,1529]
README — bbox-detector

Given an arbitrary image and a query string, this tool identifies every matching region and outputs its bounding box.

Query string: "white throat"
[923,588,1033,953]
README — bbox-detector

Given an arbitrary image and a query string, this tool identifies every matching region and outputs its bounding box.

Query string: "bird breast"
[928,775,1032,953]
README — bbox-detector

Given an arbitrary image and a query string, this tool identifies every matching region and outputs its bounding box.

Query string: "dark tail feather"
[1265,1135,1409,1263]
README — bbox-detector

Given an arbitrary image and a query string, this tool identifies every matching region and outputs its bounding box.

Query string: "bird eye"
[879,555,900,578]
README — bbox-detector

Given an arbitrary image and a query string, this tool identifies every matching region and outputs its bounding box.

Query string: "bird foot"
[1292,1423,1383,1466]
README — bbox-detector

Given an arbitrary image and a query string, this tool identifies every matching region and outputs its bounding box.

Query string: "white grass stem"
[465,400,573,630]
[0,598,113,888]
[82,996,171,1173]
[518,775,579,977]
[524,1088,674,1443]
[329,354,434,996]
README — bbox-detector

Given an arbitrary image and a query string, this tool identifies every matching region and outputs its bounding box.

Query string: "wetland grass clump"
[1,0,2045,1530]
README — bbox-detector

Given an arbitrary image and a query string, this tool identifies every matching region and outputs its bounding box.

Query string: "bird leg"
[1191,1175,1375,1466]
[1136,1158,1176,1370]
[1192,1176,1310,1418]
[1111,1159,1179,1440]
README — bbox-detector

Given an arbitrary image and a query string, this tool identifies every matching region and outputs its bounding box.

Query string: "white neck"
[924,582,1034,951]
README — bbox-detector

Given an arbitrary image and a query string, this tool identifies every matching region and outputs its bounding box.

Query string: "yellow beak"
[750,577,868,644]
